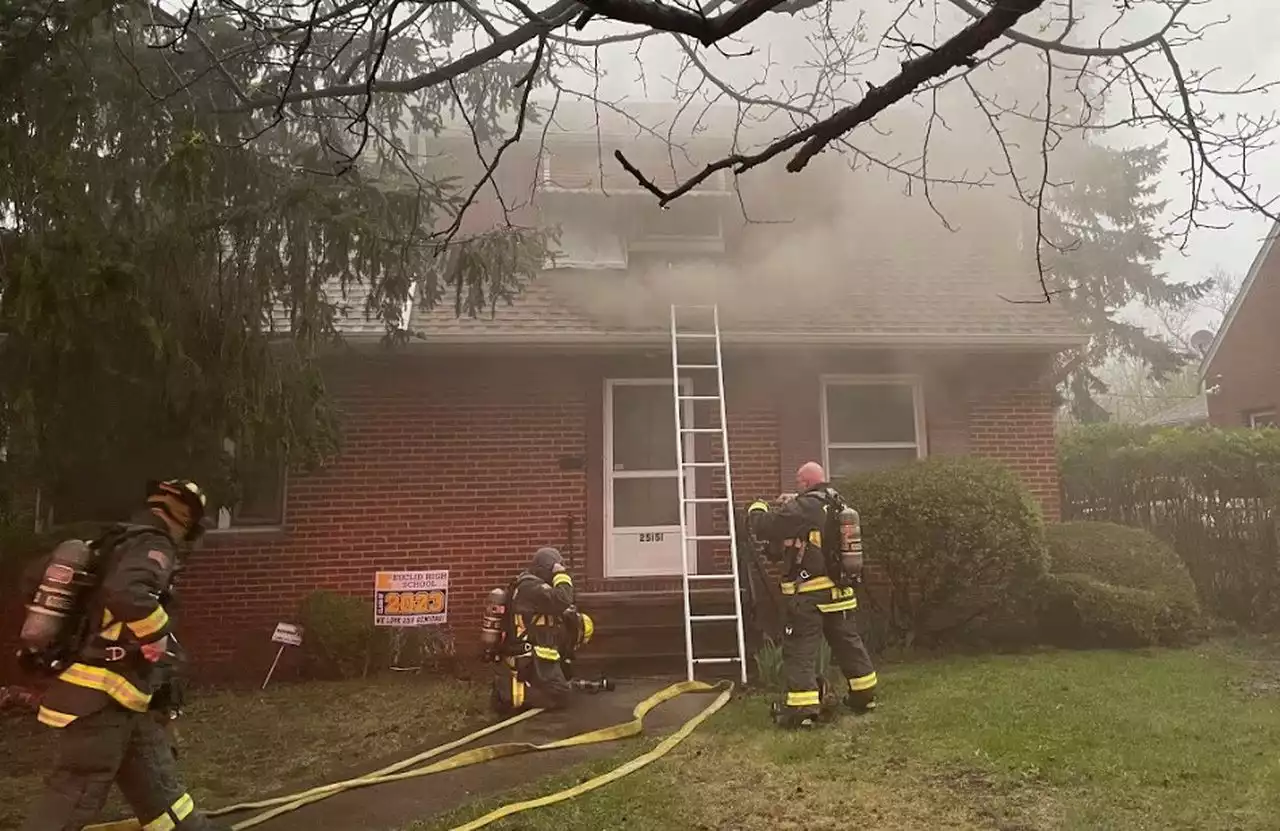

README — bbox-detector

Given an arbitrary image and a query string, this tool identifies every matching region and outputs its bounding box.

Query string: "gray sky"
[528,0,1280,334]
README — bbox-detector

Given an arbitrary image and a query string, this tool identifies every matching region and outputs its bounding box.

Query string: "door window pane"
[825,384,917,444]
[611,384,677,471]
[613,477,680,527]
[828,447,920,479]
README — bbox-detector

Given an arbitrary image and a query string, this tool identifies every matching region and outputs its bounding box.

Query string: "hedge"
[838,455,1049,648]
[1059,423,1280,627]
[1039,521,1205,648]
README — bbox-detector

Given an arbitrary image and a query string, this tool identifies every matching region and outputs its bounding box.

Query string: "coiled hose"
[84,678,733,831]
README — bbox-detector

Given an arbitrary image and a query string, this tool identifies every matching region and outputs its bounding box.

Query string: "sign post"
[262,622,304,691]
[374,570,450,671]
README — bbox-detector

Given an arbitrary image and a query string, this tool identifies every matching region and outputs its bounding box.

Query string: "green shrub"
[839,456,1049,648]
[1059,423,1280,627]
[1038,521,1205,648]
[297,590,389,680]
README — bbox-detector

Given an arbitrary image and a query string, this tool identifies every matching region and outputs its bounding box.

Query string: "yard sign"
[374,569,449,627]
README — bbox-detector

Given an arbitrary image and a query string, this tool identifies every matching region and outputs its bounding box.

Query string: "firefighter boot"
[770,701,819,729]
[844,688,877,715]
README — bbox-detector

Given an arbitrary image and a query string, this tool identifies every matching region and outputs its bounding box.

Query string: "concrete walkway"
[219,677,721,831]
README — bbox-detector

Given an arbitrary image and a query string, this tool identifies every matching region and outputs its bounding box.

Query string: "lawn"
[0,674,489,830]
[425,639,1280,831]
[5,642,1280,831]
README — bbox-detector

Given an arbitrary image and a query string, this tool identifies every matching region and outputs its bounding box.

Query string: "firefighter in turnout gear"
[19,479,227,831]
[746,462,878,728]
[489,547,594,716]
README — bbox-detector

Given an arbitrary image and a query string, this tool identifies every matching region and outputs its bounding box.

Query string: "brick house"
[1202,220,1280,428]
[152,107,1084,682]
[3,105,1086,682]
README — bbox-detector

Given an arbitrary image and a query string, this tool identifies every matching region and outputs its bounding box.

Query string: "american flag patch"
[147,549,170,570]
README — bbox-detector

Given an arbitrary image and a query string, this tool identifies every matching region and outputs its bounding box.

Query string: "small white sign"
[271,622,304,647]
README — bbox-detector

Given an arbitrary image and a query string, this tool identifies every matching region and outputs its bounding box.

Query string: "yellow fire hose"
[83,678,732,831]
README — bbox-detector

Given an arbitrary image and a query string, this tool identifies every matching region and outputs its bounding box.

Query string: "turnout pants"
[21,704,224,831]
[781,589,878,721]
[490,653,572,717]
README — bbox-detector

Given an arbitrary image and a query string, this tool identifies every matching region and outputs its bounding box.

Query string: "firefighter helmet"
[145,479,208,542]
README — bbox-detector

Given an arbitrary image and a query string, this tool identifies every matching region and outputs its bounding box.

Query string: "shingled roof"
[402,263,1082,347]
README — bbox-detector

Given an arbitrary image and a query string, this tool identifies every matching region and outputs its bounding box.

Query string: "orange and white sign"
[374,570,449,626]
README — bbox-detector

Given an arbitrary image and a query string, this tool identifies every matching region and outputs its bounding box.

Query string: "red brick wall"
[177,355,592,680]
[1,348,1064,683]
[965,355,1062,522]
[1206,244,1280,426]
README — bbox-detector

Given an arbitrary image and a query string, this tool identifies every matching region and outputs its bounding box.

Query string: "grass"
[8,641,1280,831]
[0,674,488,830]
[423,639,1280,831]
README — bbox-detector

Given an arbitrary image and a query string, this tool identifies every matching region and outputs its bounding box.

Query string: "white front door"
[604,378,697,577]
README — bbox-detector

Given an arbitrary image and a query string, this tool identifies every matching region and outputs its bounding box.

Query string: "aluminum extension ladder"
[668,304,749,684]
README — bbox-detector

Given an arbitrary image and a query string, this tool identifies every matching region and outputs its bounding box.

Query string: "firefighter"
[489,546,592,716]
[746,461,878,728]
[19,479,226,831]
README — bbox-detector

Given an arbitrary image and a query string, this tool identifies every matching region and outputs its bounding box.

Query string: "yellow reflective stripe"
[37,706,77,728]
[818,586,857,613]
[511,675,525,708]
[533,646,561,661]
[785,690,820,707]
[781,575,836,595]
[515,615,526,637]
[552,572,572,588]
[101,622,123,642]
[849,672,878,692]
[808,530,821,547]
[126,605,170,640]
[102,609,114,627]
[141,792,195,831]
[748,501,768,512]
[60,663,151,712]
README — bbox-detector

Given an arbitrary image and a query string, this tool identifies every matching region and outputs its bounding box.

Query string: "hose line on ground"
[83,679,733,831]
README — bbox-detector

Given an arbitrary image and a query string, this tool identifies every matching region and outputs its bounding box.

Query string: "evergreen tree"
[1045,136,1205,423]
[0,2,549,520]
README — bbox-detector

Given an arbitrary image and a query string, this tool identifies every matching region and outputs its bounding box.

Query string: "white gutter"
[334,329,1089,350]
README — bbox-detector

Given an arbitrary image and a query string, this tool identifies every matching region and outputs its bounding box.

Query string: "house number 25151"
[639,532,665,543]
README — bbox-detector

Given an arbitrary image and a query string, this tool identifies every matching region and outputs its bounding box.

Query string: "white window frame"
[820,374,928,477]
[602,377,697,576]
[1248,409,1278,428]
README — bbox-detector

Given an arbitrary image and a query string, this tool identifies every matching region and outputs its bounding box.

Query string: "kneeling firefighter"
[481,547,601,717]
[746,461,878,728]
[17,479,227,831]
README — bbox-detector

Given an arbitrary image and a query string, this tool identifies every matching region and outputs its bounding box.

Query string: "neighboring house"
[1202,220,1280,428]
[5,104,1088,681]
[1142,393,1209,428]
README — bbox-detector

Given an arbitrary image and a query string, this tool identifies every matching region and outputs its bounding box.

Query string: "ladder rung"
[676,364,718,369]
[689,614,739,622]
[692,657,743,664]
[675,332,716,338]
[682,461,724,467]
[684,534,732,541]
[678,395,721,401]
[682,497,731,504]
[686,573,735,580]
[679,428,721,433]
